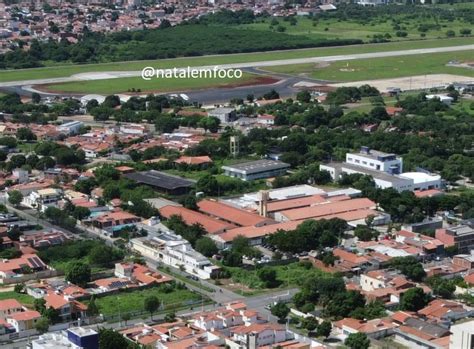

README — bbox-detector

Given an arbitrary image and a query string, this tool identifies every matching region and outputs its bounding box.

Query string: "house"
[93,277,134,293]
[418,299,473,325]
[0,254,49,282]
[385,106,404,116]
[88,210,141,232]
[44,292,88,321]
[229,323,288,347]
[221,159,290,181]
[333,317,396,340]
[392,317,450,349]
[257,114,275,126]
[0,299,24,319]
[6,310,41,332]
[22,188,63,212]
[115,262,172,286]
[435,225,474,254]
[20,230,70,248]
[174,156,212,168]
[130,232,220,279]
[394,230,445,255]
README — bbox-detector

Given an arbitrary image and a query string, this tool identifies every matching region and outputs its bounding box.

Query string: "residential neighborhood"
[0,0,473,349]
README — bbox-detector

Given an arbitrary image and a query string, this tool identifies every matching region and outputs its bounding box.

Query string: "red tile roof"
[197,199,275,227]
[160,205,234,234]
[0,299,22,311]
[216,220,301,242]
[279,198,376,221]
[8,310,41,321]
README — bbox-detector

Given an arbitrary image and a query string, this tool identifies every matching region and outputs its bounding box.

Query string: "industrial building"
[222,159,290,181]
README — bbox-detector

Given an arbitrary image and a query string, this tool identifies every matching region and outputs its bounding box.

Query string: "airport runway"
[1,43,473,104]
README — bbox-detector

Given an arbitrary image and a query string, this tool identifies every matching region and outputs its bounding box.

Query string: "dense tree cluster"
[0,25,361,69]
[267,218,347,253]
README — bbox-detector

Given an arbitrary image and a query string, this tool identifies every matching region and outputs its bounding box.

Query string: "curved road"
[1,43,473,103]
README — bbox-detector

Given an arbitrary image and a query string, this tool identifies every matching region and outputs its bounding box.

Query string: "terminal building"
[320,147,442,193]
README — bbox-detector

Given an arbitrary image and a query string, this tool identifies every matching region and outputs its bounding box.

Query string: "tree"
[446,30,456,37]
[296,90,311,103]
[195,237,218,257]
[400,287,429,312]
[302,316,318,332]
[43,307,61,324]
[271,301,290,323]
[65,262,91,287]
[35,317,50,334]
[144,295,160,320]
[8,190,23,207]
[196,174,219,195]
[31,92,41,104]
[16,127,37,141]
[121,312,131,325]
[257,267,280,288]
[198,117,220,133]
[34,298,46,313]
[88,295,99,316]
[98,328,130,349]
[164,311,176,322]
[317,320,332,338]
[354,225,376,241]
[345,332,370,349]
[14,283,25,293]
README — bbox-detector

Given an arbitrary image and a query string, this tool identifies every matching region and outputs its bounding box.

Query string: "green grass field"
[239,16,473,42]
[39,72,265,94]
[88,286,201,316]
[1,37,473,83]
[224,262,329,290]
[0,291,35,308]
[264,49,474,82]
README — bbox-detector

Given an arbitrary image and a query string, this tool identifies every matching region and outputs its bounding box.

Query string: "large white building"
[450,320,474,349]
[320,147,442,193]
[130,231,220,279]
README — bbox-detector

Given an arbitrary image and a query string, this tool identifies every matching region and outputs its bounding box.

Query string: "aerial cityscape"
[0,0,473,349]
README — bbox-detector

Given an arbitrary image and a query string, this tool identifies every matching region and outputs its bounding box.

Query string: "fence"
[0,269,60,285]
[101,298,204,323]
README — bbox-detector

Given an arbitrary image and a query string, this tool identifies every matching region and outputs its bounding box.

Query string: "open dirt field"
[328,74,474,92]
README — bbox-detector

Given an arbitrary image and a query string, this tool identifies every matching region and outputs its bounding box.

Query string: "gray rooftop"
[324,161,410,186]
[222,159,290,175]
[348,147,398,161]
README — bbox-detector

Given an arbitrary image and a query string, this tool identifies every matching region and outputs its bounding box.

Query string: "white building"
[31,327,99,349]
[208,107,237,123]
[57,121,84,135]
[130,232,220,279]
[450,320,474,349]
[426,94,454,105]
[320,147,442,193]
[22,188,63,212]
[346,146,402,175]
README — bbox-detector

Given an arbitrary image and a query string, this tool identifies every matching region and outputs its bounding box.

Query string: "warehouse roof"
[124,170,195,190]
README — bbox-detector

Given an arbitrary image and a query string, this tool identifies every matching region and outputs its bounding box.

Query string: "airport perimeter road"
[0,44,473,88]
